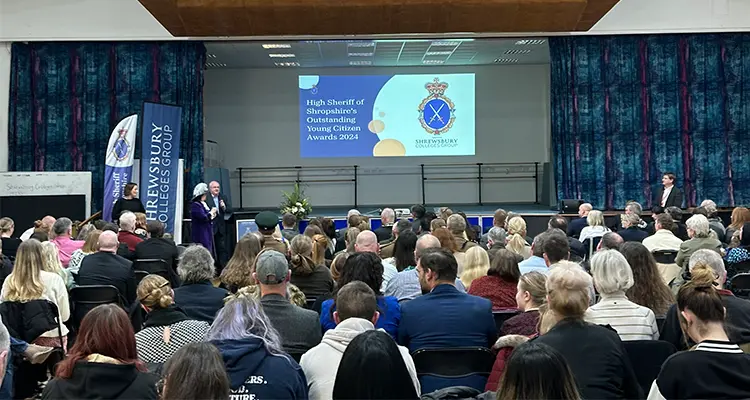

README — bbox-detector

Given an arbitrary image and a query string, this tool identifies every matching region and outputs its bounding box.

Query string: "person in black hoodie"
[41,304,158,400]
[208,293,307,399]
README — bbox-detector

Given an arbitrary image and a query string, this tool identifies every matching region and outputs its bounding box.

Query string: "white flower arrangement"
[280,183,311,220]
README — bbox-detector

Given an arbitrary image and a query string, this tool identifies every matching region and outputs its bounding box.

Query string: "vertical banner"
[103,114,138,222]
[140,102,182,234]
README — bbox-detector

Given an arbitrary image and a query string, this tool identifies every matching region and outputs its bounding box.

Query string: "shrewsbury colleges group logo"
[113,127,131,161]
[418,78,456,135]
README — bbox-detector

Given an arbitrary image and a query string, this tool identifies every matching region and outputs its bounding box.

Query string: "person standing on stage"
[190,183,217,258]
[657,172,683,208]
[208,181,229,269]
[111,183,146,223]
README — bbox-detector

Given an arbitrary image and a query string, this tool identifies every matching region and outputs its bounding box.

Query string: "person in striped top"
[585,249,659,340]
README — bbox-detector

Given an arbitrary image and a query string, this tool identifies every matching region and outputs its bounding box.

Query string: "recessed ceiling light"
[505,49,532,55]
[422,60,445,64]
[269,53,296,58]
[349,60,372,66]
[206,62,227,68]
[431,41,461,47]
[348,52,374,57]
[207,54,217,59]
[274,62,300,67]
[494,58,519,64]
[515,39,546,46]
[425,51,453,56]
[262,44,292,49]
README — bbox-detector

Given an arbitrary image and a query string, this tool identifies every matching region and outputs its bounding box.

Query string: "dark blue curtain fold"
[8,42,206,213]
[550,34,750,209]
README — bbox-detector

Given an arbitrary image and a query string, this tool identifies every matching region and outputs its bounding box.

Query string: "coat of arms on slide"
[418,78,456,135]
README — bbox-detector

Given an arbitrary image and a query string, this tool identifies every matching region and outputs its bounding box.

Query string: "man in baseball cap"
[253,250,321,354]
[255,211,288,254]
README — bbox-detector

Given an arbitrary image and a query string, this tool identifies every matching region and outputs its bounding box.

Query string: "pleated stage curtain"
[550,34,750,209]
[8,42,206,212]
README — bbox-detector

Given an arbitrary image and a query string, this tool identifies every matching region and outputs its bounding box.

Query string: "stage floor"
[308,203,558,218]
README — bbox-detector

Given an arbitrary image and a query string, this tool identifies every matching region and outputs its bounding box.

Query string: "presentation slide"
[299,74,475,157]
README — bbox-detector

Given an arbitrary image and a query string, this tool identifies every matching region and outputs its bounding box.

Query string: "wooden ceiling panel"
[138,0,619,37]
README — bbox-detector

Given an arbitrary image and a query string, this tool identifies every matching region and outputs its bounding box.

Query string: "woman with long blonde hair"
[506,217,531,260]
[726,207,750,245]
[68,230,101,275]
[40,241,74,289]
[459,246,490,289]
[310,234,328,266]
[220,234,262,293]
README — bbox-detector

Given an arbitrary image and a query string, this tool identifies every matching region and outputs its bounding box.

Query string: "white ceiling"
[204,38,550,69]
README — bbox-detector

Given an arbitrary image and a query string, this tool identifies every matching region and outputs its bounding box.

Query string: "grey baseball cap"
[255,250,289,285]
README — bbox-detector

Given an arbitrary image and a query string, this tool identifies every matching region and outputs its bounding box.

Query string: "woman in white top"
[40,241,74,289]
[1,239,70,349]
[585,249,659,340]
[578,210,611,244]
[506,217,532,260]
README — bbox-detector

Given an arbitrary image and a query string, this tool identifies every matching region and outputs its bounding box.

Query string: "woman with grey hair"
[585,250,659,340]
[172,245,229,323]
[190,182,216,257]
[674,214,723,270]
[208,295,307,399]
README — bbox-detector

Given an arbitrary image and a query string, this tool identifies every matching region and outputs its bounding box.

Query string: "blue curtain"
[550,34,750,209]
[8,42,206,213]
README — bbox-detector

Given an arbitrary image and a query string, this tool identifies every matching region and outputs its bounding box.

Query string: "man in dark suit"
[618,213,650,243]
[374,208,395,242]
[77,230,137,308]
[134,221,181,287]
[548,215,585,260]
[656,172,683,208]
[398,247,496,392]
[567,203,592,239]
[208,181,230,269]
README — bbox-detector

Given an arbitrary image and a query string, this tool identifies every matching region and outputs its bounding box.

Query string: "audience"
[134,221,180,285]
[505,217,531,260]
[135,275,210,372]
[578,210,610,244]
[726,206,750,244]
[354,230,398,291]
[501,271,546,336]
[568,203,592,238]
[648,262,750,399]
[598,231,624,251]
[432,227,458,253]
[548,215,585,259]
[701,199,726,240]
[535,261,641,399]
[208,294,307,399]
[173,245,229,323]
[624,201,648,229]
[468,248,521,310]
[67,229,101,275]
[618,213,649,242]
[333,330,419,400]
[666,206,690,240]
[375,208,396,242]
[430,218,446,232]
[256,211,288,254]
[480,208,507,249]
[381,219,412,259]
[302,281,419,400]
[78,231,137,309]
[117,212,143,252]
[518,231,549,274]
[20,215,55,242]
[40,241,74,289]
[280,213,299,243]
[389,230,418,272]
[661,249,750,350]
[160,342,230,400]
[643,213,683,252]
[310,234,329,266]
[41,304,157,400]
[447,214,477,253]
[398,247,495,391]
[254,250,321,356]
[619,242,675,317]
[321,252,400,339]
[485,226,507,252]
[50,217,84,268]
[220,233,262,293]
[675,214,723,271]
[0,218,21,260]
[459,246,489,290]
[725,222,750,278]
[542,229,571,267]
[288,235,334,299]
[585,250,659,340]
[496,342,580,400]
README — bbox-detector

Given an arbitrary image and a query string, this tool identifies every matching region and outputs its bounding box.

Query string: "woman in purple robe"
[190,182,217,257]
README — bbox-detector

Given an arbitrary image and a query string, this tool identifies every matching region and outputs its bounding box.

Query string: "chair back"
[304,298,317,310]
[730,273,750,299]
[135,270,150,286]
[656,316,666,335]
[652,250,678,264]
[582,237,603,260]
[492,310,520,334]
[623,340,676,395]
[729,260,750,279]
[134,259,169,278]
[69,285,122,332]
[412,347,495,378]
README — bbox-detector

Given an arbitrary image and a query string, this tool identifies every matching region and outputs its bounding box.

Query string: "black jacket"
[77,252,137,308]
[656,186,683,208]
[41,361,158,400]
[374,224,394,243]
[619,227,649,243]
[111,198,146,223]
[0,299,60,343]
[134,238,180,286]
[173,280,229,323]
[567,217,588,239]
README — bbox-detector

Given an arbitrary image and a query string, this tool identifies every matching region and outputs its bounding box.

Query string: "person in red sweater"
[468,249,520,310]
[502,271,547,336]
[117,212,143,252]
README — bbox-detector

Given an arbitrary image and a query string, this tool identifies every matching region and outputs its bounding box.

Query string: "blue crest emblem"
[113,127,131,161]
[418,78,455,135]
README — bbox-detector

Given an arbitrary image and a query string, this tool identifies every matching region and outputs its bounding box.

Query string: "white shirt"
[643,229,683,252]
[585,293,658,341]
[661,186,673,207]
[381,260,398,293]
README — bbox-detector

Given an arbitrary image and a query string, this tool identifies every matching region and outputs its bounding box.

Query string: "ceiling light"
[505,49,532,55]
[348,52,374,57]
[262,44,292,49]
[430,41,461,47]
[207,54,217,59]
[514,39,546,46]
[275,62,300,67]
[349,60,372,66]
[425,51,453,56]
[347,42,376,47]
[422,60,445,64]
[269,53,296,58]
[206,62,227,68]
[494,58,519,64]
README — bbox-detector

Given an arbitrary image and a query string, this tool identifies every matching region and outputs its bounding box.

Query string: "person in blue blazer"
[398,247,496,393]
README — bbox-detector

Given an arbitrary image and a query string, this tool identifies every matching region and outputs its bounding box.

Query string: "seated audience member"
[219,233,262,293]
[375,208,396,242]
[447,214,477,253]
[480,209,507,249]
[619,213,649,243]
[321,252,400,339]
[160,342,230,400]
[534,262,642,399]
[101,223,135,259]
[459,246,490,290]
[643,213,683,252]
[1,240,70,348]
[338,227,360,256]
[41,304,158,400]
[134,221,180,285]
[388,230,418,272]
[579,210,610,245]
[173,245,229,323]
[0,243,11,287]
[430,218,446,232]
[542,229,571,266]
[78,231,137,308]
[506,217,531,260]
[701,199,726,240]
[29,229,49,242]
[318,218,338,260]
[135,275,210,371]
[68,229,101,275]
[597,231,624,251]
[646,206,664,234]
[568,203,592,238]
[288,235,334,299]
[432,227,458,254]
[256,211,288,255]
[355,230,398,291]
[0,218,21,260]
[496,342,580,400]
[334,211,359,250]
[310,233,330,267]
[518,231,549,275]
[399,247,495,391]
[725,222,750,278]
[661,249,750,350]
[485,226,507,253]
[620,242,675,318]
[280,213,300,243]
[411,204,427,234]
[41,241,74,289]
[585,250,659,340]
[333,330,419,400]
[302,282,419,400]
[675,214,723,271]
[726,207,750,244]
[649,262,750,399]
[381,219,412,259]
[49,217,83,268]
[469,249,521,310]
[502,271,547,336]
[208,294,307,399]
[548,216,585,260]
[624,201,648,228]
[254,250,321,355]
[20,215,55,242]
[117,212,143,252]
[666,206,690,241]
[133,212,148,239]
